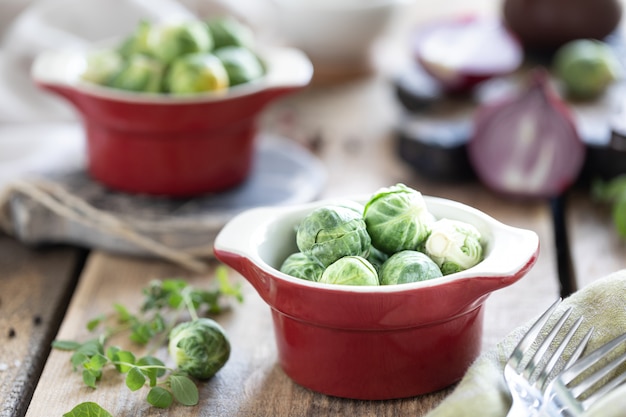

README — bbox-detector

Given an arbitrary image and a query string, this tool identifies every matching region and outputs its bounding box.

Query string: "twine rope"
[0,178,209,272]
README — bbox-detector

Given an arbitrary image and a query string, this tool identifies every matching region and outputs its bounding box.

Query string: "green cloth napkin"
[425,269,626,417]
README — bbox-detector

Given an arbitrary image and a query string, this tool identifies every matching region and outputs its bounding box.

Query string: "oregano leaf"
[147,386,173,409]
[129,323,153,345]
[77,339,104,356]
[126,367,146,391]
[168,293,184,309]
[52,340,82,351]
[86,354,109,372]
[105,346,120,361]
[70,352,90,370]
[113,303,134,323]
[63,402,112,417]
[86,315,105,332]
[82,369,97,389]
[169,374,199,406]
[138,356,166,379]
[113,350,136,373]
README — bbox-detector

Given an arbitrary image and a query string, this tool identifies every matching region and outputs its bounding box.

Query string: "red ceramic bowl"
[213,195,539,400]
[31,46,313,197]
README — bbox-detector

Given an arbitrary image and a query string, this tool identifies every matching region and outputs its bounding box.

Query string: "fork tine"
[562,326,595,371]
[509,298,562,369]
[570,349,626,397]
[535,317,590,389]
[564,333,626,406]
[559,332,626,386]
[522,307,573,381]
[581,354,626,410]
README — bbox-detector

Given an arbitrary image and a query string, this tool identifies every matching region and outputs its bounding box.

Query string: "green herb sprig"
[592,174,626,239]
[54,266,243,413]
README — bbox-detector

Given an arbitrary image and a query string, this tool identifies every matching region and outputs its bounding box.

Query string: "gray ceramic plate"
[3,126,326,259]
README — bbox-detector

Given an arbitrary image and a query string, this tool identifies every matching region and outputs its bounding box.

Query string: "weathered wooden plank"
[24,251,458,417]
[21,191,626,417]
[0,235,85,417]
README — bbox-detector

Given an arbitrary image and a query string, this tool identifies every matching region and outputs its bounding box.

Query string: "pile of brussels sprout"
[81,17,265,94]
[280,184,485,286]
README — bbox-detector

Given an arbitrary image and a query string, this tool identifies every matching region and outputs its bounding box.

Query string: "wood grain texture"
[14,0,626,415]
[24,252,457,417]
[22,57,626,417]
[17,186,626,417]
[0,235,85,417]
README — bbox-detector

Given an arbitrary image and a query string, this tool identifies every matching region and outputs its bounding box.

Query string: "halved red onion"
[467,69,586,198]
[412,15,523,93]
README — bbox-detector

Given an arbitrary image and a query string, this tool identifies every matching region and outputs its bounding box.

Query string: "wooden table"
[2,1,626,416]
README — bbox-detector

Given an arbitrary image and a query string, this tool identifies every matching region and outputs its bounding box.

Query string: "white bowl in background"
[270,0,412,77]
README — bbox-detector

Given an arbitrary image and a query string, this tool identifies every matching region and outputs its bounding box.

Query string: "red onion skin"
[413,15,523,93]
[503,0,623,51]
[468,70,586,198]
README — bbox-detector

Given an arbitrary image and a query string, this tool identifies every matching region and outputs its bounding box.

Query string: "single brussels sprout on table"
[553,39,621,100]
[319,256,379,286]
[364,183,436,255]
[207,16,255,50]
[108,54,165,93]
[280,252,325,281]
[168,317,230,380]
[147,21,213,64]
[82,48,124,85]
[214,46,265,86]
[424,218,484,275]
[296,205,371,267]
[379,250,442,285]
[165,52,229,94]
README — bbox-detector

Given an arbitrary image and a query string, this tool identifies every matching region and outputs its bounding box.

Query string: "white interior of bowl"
[215,194,539,293]
[31,43,313,104]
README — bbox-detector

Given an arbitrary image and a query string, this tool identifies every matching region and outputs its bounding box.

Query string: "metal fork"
[542,331,626,416]
[504,299,594,417]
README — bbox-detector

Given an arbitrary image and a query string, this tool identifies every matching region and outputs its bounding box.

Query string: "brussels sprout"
[165,52,229,94]
[207,16,255,50]
[363,184,436,255]
[108,54,165,92]
[82,48,124,85]
[553,39,621,99]
[424,218,484,275]
[168,318,230,380]
[366,245,389,273]
[378,250,442,285]
[118,20,152,57]
[147,21,213,64]
[214,46,265,86]
[280,252,325,281]
[296,205,371,267]
[319,256,379,286]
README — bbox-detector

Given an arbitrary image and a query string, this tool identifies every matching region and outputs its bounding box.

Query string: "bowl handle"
[214,206,293,297]
[263,46,314,89]
[31,49,85,87]
[214,208,265,259]
[459,222,539,281]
